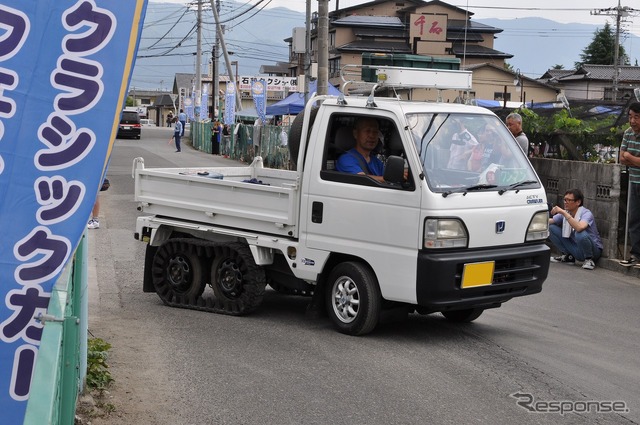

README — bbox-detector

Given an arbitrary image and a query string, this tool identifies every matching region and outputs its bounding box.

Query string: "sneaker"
[619,257,637,267]
[87,219,100,229]
[582,258,595,270]
[551,254,575,263]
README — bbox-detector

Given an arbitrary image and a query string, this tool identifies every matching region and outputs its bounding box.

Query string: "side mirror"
[384,155,405,185]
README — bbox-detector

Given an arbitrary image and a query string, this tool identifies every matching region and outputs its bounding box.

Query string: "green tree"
[552,64,564,70]
[576,21,628,68]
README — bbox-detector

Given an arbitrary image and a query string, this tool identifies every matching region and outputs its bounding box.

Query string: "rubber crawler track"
[151,238,266,316]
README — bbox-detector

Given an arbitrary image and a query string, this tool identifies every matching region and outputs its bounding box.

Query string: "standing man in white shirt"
[506,112,529,155]
[178,109,187,137]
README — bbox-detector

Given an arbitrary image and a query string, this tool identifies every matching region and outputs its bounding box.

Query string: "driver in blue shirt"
[336,117,384,182]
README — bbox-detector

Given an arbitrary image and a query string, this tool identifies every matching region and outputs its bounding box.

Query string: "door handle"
[311,201,323,223]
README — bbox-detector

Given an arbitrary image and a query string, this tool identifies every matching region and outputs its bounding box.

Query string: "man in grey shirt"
[506,112,529,155]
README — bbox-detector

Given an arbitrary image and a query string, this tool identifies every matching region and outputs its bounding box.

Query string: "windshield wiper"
[442,184,497,198]
[498,180,538,195]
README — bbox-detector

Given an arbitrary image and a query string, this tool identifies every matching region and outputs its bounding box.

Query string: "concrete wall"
[531,158,625,259]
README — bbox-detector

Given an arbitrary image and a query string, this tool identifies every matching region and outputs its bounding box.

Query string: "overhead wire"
[146,10,191,49]
[133,1,639,87]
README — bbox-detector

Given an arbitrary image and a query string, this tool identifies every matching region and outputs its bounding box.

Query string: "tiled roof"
[154,94,175,107]
[331,0,431,16]
[539,69,574,80]
[397,0,473,17]
[174,73,195,90]
[540,65,640,83]
[464,62,558,90]
[580,65,640,81]
[334,40,412,54]
[447,19,502,34]
[353,27,408,38]
[447,30,484,43]
[450,43,513,59]
[333,15,404,28]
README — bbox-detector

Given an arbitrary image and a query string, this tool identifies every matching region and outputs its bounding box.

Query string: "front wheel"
[441,308,484,323]
[325,262,381,336]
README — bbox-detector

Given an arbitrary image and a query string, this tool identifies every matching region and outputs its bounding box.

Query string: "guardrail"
[23,233,88,425]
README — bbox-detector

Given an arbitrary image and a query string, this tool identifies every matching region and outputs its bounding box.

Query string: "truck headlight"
[526,211,549,241]
[424,218,468,249]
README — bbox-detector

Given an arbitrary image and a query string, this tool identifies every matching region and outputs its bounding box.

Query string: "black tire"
[152,239,206,304]
[143,244,158,293]
[210,243,266,314]
[325,262,381,336]
[288,106,319,169]
[441,308,484,323]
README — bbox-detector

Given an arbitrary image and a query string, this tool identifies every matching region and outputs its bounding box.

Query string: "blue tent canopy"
[235,106,273,120]
[266,81,341,115]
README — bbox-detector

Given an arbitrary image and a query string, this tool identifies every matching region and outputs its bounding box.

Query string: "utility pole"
[317,0,329,95]
[591,1,638,100]
[304,0,311,104]
[213,1,222,119]
[210,0,242,111]
[212,42,217,118]
[194,0,203,120]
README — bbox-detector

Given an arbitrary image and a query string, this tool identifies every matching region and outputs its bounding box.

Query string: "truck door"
[300,112,423,304]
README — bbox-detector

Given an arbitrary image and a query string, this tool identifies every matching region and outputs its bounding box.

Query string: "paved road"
[87,126,640,424]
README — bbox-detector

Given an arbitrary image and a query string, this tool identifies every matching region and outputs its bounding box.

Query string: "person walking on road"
[548,188,603,270]
[178,109,187,137]
[619,102,640,266]
[172,118,183,152]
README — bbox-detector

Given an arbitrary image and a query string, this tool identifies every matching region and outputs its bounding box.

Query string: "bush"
[515,107,629,161]
[86,337,114,390]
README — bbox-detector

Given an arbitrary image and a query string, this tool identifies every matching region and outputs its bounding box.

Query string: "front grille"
[454,255,540,290]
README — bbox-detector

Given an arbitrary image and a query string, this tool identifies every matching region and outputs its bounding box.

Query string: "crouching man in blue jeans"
[549,188,603,270]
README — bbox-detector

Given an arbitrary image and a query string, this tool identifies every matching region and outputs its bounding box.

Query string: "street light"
[513,68,524,104]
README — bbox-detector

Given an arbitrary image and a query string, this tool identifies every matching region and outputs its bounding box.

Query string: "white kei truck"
[133,67,550,335]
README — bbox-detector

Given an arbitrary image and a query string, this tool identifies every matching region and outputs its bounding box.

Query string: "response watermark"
[510,392,629,416]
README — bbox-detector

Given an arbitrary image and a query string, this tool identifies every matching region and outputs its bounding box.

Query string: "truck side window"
[321,115,413,190]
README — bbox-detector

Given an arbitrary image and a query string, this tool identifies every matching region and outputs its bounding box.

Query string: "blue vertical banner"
[0,1,147,422]
[200,85,208,121]
[224,82,236,125]
[252,79,267,124]
[186,84,195,120]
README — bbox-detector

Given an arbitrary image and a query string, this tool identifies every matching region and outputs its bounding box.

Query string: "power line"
[591,1,639,98]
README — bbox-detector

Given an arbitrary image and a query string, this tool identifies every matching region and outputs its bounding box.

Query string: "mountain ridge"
[477,17,640,77]
[131,3,640,89]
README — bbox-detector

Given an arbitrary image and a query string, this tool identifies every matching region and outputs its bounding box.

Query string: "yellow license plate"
[461,261,495,288]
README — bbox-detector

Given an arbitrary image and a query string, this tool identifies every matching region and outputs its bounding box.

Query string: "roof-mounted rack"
[338,64,473,106]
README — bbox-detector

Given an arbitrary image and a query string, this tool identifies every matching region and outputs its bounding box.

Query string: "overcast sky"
[158,0,640,35]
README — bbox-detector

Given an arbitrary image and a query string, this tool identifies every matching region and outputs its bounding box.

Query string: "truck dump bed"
[133,157,299,237]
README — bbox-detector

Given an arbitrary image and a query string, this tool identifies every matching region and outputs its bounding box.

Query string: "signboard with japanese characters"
[0,1,147,422]
[410,13,448,42]
[238,76,298,92]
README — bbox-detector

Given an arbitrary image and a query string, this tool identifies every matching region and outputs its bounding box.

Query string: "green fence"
[191,121,292,169]
[23,233,88,425]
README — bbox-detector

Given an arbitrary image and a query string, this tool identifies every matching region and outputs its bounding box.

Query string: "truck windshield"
[406,112,539,194]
